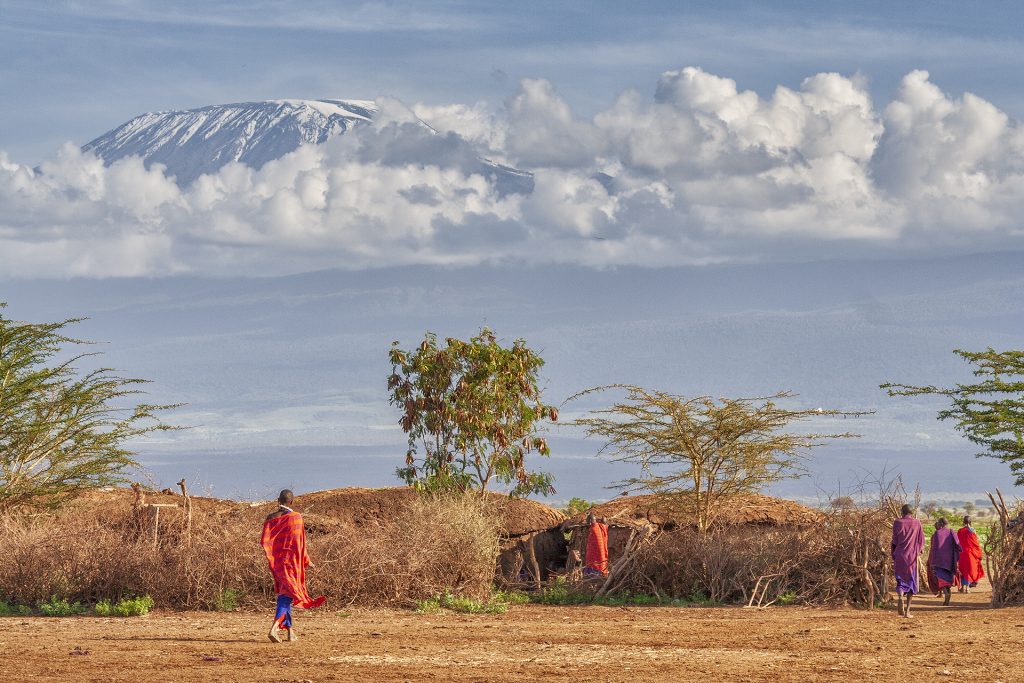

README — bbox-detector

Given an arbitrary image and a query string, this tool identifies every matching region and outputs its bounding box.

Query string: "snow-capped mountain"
[82,99,533,193]
[83,99,377,186]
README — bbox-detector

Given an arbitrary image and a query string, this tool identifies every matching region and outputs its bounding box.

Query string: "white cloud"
[410,101,509,158]
[2,67,1024,278]
[504,79,605,168]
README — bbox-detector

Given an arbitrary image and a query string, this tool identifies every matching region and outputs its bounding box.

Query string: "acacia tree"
[0,304,175,512]
[388,328,558,496]
[572,385,864,532]
[882,348,1024,484]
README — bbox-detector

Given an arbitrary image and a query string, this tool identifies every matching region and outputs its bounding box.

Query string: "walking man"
[956,515,985,592]
[928,517,961,605]
[261,489,325,643]
[891,503,924,618]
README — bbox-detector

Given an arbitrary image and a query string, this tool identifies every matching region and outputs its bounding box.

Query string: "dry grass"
[312,494,501,607]
[0,493,500,610]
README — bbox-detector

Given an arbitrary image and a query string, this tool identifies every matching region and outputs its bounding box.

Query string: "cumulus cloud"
[1,67,1023,278]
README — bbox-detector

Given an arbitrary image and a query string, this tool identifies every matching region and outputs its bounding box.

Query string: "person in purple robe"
[927,517,962,605]
[891,503,925,618]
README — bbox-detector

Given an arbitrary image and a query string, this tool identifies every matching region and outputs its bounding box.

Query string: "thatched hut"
[491,497,566,586]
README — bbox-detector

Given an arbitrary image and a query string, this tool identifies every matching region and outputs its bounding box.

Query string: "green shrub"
[0,600,30,616]
[96,596,155,617]
[440,593,507,614]
[595,591,662,607]
[416,592,508,615]
[39,596,85,617]
[215,589,242,612]
[531,584,593,605]
[414,597,441,614]
[492,588,530,605]
[684,590,717,607]
[776,592,798,606]
[530,584,711,608]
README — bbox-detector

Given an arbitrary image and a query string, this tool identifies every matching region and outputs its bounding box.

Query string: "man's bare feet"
[287,628,297,642]
[268,625,282,643]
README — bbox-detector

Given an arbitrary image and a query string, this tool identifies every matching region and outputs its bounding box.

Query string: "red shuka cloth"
[957,526,985,584]
[260,512,325,608]
[585,522,609,575]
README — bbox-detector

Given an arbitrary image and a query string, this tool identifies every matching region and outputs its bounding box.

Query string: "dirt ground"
[3,585,1022,682]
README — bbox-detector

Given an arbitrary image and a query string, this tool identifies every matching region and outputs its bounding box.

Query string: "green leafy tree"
[572,385,865,532]
[563,496,599,517]
[882,348,1024,484]
[0,304,176,512]
[388,328,558,496]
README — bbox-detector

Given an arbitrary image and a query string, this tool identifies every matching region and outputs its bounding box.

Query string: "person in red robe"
[261,490,325,643]
[956,515,984,592]
[584,513,609,577]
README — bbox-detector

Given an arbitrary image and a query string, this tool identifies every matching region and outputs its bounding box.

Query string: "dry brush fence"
[0,489,502,610]
[985,489,1024,606]
[562,505,894,607]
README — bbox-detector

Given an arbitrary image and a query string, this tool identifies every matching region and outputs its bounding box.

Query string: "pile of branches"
[985,489,1024,606]
[586,507,893,607]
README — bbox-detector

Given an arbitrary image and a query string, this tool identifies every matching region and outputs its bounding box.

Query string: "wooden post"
[149,505,160,548]
[145,504,178,549]
[863,532,874,609]
[178,478,193,545]
[525,533,542,589]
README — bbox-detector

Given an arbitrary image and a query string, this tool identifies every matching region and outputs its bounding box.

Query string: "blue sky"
[3,1,1024,162]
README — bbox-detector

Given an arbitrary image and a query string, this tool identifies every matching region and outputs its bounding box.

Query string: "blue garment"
[895,566,919,595]
[275,594,293,628]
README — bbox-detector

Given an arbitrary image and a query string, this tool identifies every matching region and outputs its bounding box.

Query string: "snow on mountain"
[82,99,376,186]
[82,99,533,194]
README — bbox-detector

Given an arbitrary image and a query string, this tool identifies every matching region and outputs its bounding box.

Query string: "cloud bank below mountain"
[2,68,1023,277]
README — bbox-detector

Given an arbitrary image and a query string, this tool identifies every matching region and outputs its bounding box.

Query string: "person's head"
[900,504,913,517]
[278,489,294,506]
[963,515,972,527]
[586,512,595,525]
[936,517,948,529]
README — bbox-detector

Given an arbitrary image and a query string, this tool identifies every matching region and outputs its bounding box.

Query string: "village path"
[2,584,1021,682]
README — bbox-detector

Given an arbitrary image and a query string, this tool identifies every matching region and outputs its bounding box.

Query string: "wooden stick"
[525,533,542,589]
[177,478,192,545]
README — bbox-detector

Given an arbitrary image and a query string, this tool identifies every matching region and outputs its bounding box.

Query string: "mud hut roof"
[562,492,821,530]
[295,487,565,537]
[66,485,566,537]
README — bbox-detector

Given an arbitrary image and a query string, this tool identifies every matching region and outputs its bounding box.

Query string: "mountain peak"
[83,99,379,186]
